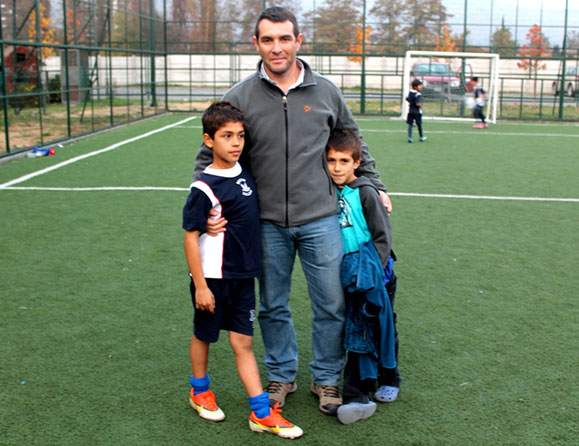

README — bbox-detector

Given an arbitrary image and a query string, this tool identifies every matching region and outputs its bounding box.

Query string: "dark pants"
[407,112,423,138]
[342,272,401,404]
[379,272,401,387]
[474,105,486,124]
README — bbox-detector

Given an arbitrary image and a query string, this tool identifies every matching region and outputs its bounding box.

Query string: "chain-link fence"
[1,0,578,155]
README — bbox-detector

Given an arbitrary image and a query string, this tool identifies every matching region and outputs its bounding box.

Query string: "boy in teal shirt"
[326,129,400,424]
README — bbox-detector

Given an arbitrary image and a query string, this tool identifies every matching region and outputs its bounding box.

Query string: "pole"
[558,0,569,119]
[149,0,157,107]
[489,0,494,48]
[460,0,467,116]
[0,3,11,152]
[360,0,366,114]
[514,0,519,50]
[462,0,467,52]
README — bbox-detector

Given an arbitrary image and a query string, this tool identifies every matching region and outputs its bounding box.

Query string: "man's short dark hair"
[254,6,300,39]
[202,101,245,139]
[412,78,423,89]
[326,129,362,162]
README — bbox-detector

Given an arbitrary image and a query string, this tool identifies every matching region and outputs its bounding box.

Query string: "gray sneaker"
[337,401,377,424]
[265,381,297,408]
[310,383,342,415]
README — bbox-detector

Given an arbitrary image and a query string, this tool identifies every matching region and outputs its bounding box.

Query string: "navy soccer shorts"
[190,277,256,343]
[406,112,422,126]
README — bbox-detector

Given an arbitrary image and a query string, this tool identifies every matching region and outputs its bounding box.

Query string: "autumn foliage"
[517,25,551,73]
[348,25,372,64]
[27,4,58,58]
[434,24,457,52]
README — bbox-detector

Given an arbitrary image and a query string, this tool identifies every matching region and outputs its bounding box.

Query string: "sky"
[300,0,579,46]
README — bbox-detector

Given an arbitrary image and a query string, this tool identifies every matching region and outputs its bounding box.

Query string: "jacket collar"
[256,58,317,89]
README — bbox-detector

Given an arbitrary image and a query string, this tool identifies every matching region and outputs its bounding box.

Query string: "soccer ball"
[466,97,475,109]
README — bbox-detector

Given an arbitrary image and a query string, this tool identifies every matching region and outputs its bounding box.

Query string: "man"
[193,7,391,416]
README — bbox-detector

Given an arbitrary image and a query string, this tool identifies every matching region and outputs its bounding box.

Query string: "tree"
[27,3,58,58]
[517,25,551,72]
[195,0,217,52]
[369,0,406,53]
[568,31,579,51]
[348,25,372,63]
[518,25,552,97]
[214,0,243,51]
[111,0,142,49]
[491,17,516,56]
[238,0,302,44]
[306,0,361,53]
[401,0,450,49]
[167,0,193,51]
[434,24,456,52]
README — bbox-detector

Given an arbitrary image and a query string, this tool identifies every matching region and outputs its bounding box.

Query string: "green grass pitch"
[1,114,578,445]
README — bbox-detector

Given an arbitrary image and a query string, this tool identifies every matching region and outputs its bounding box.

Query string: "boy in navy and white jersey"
[471,76,487,128]
[406,79,427,143]
[182,101,302,439]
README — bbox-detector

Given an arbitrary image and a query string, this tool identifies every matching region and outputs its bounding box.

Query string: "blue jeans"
[258,215,346,386]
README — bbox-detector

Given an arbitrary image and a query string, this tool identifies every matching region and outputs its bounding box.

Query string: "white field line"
[389,192,579,203]
[3,186,578,203]
[3,186,190,191]
[175,125,579,139]
[0,116,198,189]
[355,117,579,128]
[360,129,579,138]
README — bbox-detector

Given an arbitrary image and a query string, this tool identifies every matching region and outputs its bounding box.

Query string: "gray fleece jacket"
[194,58,386,227]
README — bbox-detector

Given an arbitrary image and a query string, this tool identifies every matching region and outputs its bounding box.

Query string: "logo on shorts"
[236,178,253,197]
[249,309,255,328]
[304,105,311,112]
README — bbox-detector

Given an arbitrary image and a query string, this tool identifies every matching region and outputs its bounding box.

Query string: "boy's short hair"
[326,129,362,162]
[202,101,245,139]
[472,76,479,83]
[411,78,423,89]
[254,6,300,39]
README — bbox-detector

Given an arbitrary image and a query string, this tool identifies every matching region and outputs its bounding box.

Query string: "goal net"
[401,51,500,124]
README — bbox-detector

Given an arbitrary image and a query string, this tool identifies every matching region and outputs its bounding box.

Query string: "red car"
[411,62,473,97]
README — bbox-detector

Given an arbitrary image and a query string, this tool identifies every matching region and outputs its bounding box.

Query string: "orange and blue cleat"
[189,389,225,422]
[249,402,303,439]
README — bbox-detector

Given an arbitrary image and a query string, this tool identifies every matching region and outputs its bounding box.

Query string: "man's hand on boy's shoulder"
[380,191,393,214]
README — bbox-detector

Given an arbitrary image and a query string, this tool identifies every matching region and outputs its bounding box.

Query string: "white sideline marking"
[176,125,579,139]
[0,116,198,189]
[3,186,578,203]
[361,129,579,138]
[4,186,189,191]
[389,192,579,203]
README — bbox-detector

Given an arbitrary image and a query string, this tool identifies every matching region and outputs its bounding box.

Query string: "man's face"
[252,19,303,78]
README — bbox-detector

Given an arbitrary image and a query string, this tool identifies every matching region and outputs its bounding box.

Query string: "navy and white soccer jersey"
[474,85,486,106]
[183,163,260,279]
[407,89,423,115]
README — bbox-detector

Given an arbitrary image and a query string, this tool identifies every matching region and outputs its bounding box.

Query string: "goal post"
[401,51,500,124]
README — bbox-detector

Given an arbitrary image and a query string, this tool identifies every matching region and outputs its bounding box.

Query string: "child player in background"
[406,79,427,143]
[471,76,488,128]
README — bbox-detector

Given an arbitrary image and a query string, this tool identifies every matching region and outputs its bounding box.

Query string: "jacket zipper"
[283,94,289,226]
[322,154,333,195]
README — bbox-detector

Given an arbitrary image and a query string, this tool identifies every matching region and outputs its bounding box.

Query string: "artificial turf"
[1,114,577,445]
